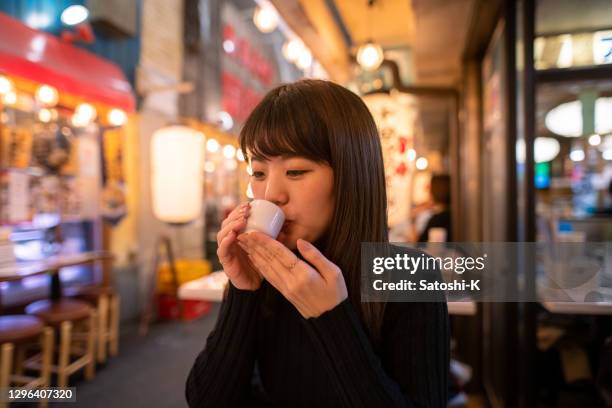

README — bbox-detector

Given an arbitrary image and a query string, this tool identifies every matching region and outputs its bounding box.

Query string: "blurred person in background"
[407,174,452,242]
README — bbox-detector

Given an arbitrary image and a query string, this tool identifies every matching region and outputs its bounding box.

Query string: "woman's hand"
[237,232,348,318]
[216,203,262,291]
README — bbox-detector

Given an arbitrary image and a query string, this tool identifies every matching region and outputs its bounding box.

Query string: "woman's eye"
[252,171,265,179]
[287,170,308,177]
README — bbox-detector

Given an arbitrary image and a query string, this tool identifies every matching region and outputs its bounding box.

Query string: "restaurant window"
[535,0,612,70]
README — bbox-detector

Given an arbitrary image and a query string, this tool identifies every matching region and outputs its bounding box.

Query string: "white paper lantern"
[151,126,204,224]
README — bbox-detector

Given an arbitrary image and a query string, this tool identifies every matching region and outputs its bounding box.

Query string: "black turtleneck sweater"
[185,278,449,407]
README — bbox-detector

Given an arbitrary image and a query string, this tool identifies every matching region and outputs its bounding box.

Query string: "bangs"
[239,85,331,163]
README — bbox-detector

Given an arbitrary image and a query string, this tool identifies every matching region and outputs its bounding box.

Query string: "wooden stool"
[66,285,120,363]
[25,299,96,388]
[0,315,53,408]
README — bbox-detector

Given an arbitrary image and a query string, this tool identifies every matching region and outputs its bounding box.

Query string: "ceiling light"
[516,137,561,163]
[38,109,53,123]
[107,108,127,127]
[406,149,416,161]
[217,111,234,131]
[26,13,51,29]
[35,84,59,107]
[236,149,245,162]
[3,92,17,106]
[296,48,313,70]
[0,75,14,95]
[61,5,89,26]
[282,39,304,62]
[588,134,601,146]
[545,97,612,137]
[357,42,384,71]
[206,138,220,153]
[223,40,235,54]
[599,135,612,152]
[253,4,278,33]
[534,137,560,163]
[75,103,97,123]
[569,149,585,162]
[223,145,236,159]
[415,157,428,170]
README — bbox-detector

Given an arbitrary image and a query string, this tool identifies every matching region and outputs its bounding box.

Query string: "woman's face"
[249,155,334,249]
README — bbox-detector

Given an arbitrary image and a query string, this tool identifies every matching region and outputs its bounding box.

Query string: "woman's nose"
[264,175,289,206]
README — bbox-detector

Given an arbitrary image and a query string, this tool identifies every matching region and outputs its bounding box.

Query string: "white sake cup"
[244,199,285,239]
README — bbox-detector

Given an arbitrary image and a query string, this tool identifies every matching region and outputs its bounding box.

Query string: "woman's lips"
[280,220,293,233]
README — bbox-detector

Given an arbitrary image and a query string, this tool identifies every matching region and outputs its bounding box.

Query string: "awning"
[0,13,135,112]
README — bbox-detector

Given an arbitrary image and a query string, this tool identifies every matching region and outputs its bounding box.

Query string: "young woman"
[185,79,449,407]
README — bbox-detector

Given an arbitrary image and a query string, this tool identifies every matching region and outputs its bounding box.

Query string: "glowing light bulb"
[75,103,97,125]
[206,138,220,153]
[357,42,384,71]
[415,157,428,170]
[296,48,313,70]
[61,5,89,26]
[253,5,278,33]
[35,85,59,107]
[0,75,14,95]
[107,108,127,127]
[282,39,304,62]
[223,145,236,159]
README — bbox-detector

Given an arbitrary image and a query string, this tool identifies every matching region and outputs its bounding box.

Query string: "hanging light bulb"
[588,134,601,146]
[107,108,127,127]
[61,5,89,26]
[38,108,53,123]
[406,149,417,161]
[2,92,17,106]
[71,112,89,127]
[35,84,59,107]
[206,138,220,153]
[236,149,245,162]
[282,39,304,62]
[223,144,236,159]
[253,4,278,33]
[296,48,313,70]
[415,157,428,170]
[0,75,14,95]
[75,103,97,123]
[357,42,384,71]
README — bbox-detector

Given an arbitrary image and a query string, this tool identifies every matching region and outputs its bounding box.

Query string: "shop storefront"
[0,13,135,308]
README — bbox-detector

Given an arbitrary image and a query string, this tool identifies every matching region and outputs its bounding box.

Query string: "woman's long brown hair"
[239,79,388,343]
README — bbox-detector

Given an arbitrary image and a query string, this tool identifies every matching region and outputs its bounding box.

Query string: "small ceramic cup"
[243,199,285,239]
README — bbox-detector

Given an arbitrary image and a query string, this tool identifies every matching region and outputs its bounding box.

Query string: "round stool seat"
[0,315,44,343]
[65,285,117,303]
[25,299,92,325]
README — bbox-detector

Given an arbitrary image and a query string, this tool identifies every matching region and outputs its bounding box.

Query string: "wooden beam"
[270,0,352,83]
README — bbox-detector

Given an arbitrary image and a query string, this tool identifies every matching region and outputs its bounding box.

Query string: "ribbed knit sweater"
[185,278,449,407]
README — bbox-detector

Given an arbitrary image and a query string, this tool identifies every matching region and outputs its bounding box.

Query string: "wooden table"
[0,251,114,302]
[540,301,612,315]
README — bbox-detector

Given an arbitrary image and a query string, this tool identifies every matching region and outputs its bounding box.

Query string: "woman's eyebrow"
[281,154,305,160]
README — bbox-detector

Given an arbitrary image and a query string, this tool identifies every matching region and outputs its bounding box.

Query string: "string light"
[107,108,127,127]
[253,4,278,33]
[35,85,59,107]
